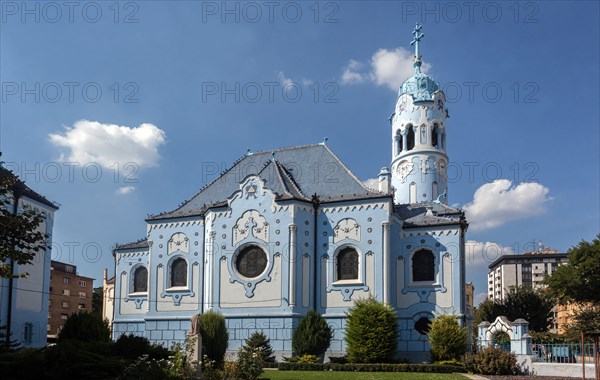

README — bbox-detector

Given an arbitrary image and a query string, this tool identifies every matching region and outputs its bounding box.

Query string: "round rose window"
[235,246,268,278]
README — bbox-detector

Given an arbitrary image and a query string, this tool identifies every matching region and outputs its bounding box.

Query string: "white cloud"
[341,47,432,91]
[341,60,368,84]
[116,186,136,195]
[464,179,551,231]
[277,71,294,87]
[465,240,515,267]
[363,178,379,190]
[49,120,166,169]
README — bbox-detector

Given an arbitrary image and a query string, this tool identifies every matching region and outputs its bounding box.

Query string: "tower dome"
[399,60,439,102]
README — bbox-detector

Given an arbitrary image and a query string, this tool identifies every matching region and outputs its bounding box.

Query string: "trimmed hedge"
[278,362,466,373]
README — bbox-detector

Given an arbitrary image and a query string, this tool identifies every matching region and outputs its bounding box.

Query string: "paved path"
[460,374,489,380]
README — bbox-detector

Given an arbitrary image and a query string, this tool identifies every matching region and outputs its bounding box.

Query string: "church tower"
[389,24,449,205]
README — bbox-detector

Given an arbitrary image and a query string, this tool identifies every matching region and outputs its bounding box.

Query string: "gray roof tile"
[114,239,150,251]
[148,144,385,221]
[395,202,464,228]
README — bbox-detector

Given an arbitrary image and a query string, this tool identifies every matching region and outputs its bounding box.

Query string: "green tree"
[474,299,497,324]
[565,305,600,380]
[428,314,467,362]
[496,286,554,332]
[292,310,333,357]
[344,297,397,363]
[92,286,103,315]
[545,235,600,304]
[0,169,49,279]
[198,311,229,368]
[58,311,111,342]
[472,299,499,342]
[473,287,553,333]
[243,331,275,363]
[544,236,600,380]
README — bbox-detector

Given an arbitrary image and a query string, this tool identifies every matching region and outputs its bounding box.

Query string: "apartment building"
[47,260,94,341]
[487,248,567,333]
[487,248,567,301]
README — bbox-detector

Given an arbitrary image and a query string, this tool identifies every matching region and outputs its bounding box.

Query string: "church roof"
[114,238,150,251]
[395,202,464,228]
[147,144,386,221]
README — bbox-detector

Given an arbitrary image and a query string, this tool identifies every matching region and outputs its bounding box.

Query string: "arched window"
[432,181,438,200]
[442,131,446,150]
[395,130,403,155]
[337,247,359,281]
[170,258,187,287]
[432,124,439,148]
[406,125,415,151]
[133,266,148,293]
[412,249,434,281]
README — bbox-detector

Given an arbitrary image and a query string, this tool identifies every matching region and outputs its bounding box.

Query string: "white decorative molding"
[397,160,415,183]
[168,232,189,255]
[333,218,361,243]
[435,159,447,181]
[232,210,269,246]
[148,220,203,231]
[322,203,387,214]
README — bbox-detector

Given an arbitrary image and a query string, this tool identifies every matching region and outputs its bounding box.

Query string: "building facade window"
[63,277,70,284]
[170,258,187,287]
[235,245,268,278]
[78,292,86,298]
[79,280,86,287]
[62,301,69,308]
[62,289,70,296]
[336,247,359,281]
[133,266,148,293]
[412,249,435,282]
[23,323,33,344]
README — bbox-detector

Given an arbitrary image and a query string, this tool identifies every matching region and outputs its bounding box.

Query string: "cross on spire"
[410,23,424,59]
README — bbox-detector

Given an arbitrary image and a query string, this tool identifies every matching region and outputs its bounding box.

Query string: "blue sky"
[1,1,598,305]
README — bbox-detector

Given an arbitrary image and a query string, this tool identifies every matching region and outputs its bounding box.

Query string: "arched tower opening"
[406,125,415,151]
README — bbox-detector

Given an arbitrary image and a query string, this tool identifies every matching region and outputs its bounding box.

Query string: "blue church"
[112,26,468,362]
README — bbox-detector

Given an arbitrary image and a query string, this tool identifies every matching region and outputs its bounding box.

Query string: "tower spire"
[410,23,424,59]
[410,23,424,73]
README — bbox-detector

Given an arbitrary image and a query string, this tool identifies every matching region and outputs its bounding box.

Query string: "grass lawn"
[261,371,468,380]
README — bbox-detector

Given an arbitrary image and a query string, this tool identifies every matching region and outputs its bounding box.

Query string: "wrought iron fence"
[468,342,597,364]
[531,343,595,363]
